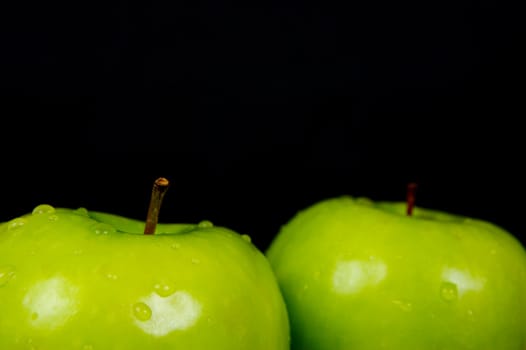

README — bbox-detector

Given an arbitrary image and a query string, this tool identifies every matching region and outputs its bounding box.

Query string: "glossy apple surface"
[266,196,526,350]
[0,204,289,349]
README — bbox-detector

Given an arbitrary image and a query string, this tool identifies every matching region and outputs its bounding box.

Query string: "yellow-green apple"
[266,186,526,350]
[0,178,290,349]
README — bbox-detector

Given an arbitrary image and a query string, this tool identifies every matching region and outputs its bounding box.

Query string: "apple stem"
[406,182,418,216]
[144,177,170,235]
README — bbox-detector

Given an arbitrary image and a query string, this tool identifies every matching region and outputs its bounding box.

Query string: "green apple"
[266,195,526,350]
[0,180,289,349]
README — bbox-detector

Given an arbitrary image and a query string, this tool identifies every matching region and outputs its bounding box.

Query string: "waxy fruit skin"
[0,205,290,350]
[267,196,526,350]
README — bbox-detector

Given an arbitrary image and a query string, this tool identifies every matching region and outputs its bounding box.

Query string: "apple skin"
[0,205,290,350]
[266,196,526,350]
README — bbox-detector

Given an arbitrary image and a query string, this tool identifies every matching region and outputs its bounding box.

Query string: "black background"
[1,0,525,251]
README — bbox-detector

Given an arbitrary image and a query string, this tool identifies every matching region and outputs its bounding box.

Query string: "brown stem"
[406,182,418,216]
[144,177,170,235]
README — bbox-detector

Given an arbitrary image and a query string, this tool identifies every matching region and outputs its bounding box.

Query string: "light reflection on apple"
[332,258,387,294]
[23,276,79,329]
[133,290,202,337]
[442,267,486,298]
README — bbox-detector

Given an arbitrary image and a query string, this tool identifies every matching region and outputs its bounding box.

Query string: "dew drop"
[191,258,201,265]
[32,204,55,215]
[82,345,94,350]
[93,223,116,235]
[355,197,374,206]
[392,299,413,312]
[440,282,458,302]
[76,207,89,217]
[7,217,27,231]
[197,220,213,229]
[241,234,252,243]
[154,283,176,297]
[73,249,84,256]
[0,265,15,287]
[171,242,181,250]
[133,302,152,321]
[105,272,118,280]
[48,214,59,222]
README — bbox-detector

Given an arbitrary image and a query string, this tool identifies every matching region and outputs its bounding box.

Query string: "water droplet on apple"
[191,258,201,265]
[0,265,16,287]
[106,272,118,280]
[32,204,55,215]
[76,207,89,216]
[197,220,213,228]
[133,302,152,321]
[73,249,83,256]
[154,283,176,297]
[440,282,458,302]
[171,242,181,249]
[241,234,252,243]
[392,299,413,312]
[82,345,94,350]
[7,217,27,230]
[355,197,373,206]
[93,223,116,235]
[31,312,39,320]
[48,214,59,221]
[26,338,36,350]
